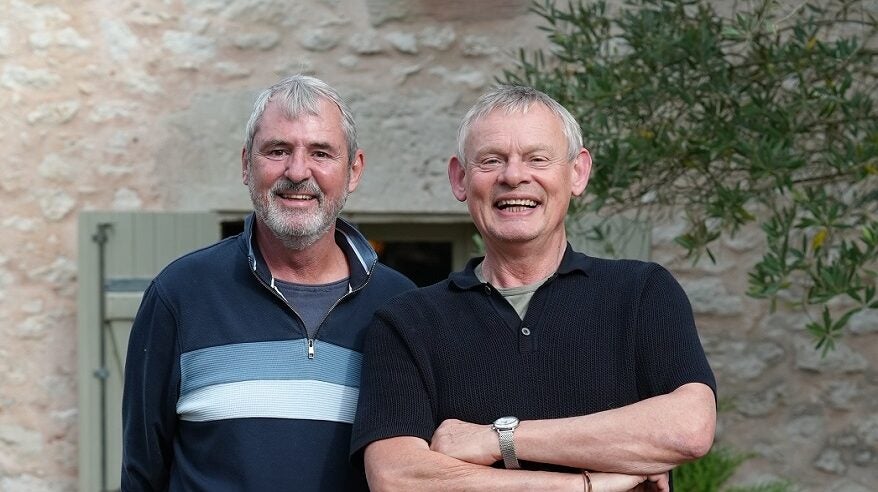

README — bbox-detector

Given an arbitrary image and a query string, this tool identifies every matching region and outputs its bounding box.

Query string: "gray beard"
[249,176,348,251]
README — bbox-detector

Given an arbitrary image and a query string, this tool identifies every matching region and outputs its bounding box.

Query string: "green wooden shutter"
[77,211,220,492]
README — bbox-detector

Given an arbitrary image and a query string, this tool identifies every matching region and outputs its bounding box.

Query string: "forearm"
[516,383,716,474]
[366,437,581,492]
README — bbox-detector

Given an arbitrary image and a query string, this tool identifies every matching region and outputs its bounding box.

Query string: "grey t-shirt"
[475,262,550,320]
[272,277,350,338]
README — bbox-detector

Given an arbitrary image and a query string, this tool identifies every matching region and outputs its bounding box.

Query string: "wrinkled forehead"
[468,103,563,139]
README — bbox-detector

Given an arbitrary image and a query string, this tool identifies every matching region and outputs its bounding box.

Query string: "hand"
[628,473,670,492]
[587,472,647,491]
[429,418,499,465]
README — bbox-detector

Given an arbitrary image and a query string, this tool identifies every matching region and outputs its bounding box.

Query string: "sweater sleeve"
[634,265,717,400]
[121,281,181,491]
[350,306,437,461]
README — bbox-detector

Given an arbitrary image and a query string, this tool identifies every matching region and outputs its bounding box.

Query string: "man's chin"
[484,230,542,245]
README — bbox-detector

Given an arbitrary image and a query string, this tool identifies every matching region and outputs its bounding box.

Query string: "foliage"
[504,0,878,351]
[674,447,791,492]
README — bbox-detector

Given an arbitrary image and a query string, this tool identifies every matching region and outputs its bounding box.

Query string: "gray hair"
[243,74,358,165]
[456,85,583,163]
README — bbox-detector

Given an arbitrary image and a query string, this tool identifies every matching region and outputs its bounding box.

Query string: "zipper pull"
[307,339,315,359]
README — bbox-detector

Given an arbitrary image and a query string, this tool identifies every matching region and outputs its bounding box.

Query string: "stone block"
[1,65,59,90]
[27,100,80,125]
[420,25,456,51]
[385,31,418,54]
[681,277,744,316]
[795,338,869,374]
[298,27,339,51]
[734,384,786,417]
[349,32,385,55]
[112,188,143,210]
[38,191,76,221]
[814,447,846,475]
[162,30,216,61]
[848,309,878,335]
[100,19,140,62]
[233,32,281,51]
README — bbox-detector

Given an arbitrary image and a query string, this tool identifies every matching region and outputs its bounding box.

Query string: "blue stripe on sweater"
[177,379,359,423]
[180,339,363,393]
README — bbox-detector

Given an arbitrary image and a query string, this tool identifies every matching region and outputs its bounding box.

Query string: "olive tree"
[504,0,878,352]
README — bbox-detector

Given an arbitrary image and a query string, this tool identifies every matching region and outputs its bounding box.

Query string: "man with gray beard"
[121,75,415,491]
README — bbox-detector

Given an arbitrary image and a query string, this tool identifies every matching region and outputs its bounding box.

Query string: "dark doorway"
[219,218,454,286]
[372,241,452,287]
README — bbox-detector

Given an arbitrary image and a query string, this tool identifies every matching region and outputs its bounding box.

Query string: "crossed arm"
[365,437,659,492]
[364,382,715,491]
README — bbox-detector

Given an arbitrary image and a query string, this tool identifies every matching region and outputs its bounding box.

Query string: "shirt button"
[484,285,491,295]
[521,327,531,336]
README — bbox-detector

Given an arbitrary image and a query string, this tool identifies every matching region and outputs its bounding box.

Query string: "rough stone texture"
[795,339,869,374]
[681,277,745,316]
[298,27,340,52]
[349,31,386,54]
[2,1,876,491]
[419,25,456,50]
[848,309,878,335]
[232,32,281,51]
[385,31,418,54]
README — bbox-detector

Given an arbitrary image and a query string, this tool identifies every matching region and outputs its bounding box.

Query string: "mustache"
[270,179,322,198]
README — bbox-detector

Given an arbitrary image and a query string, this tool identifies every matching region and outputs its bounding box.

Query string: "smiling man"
[351,86,717,491]
[121,75,415,491]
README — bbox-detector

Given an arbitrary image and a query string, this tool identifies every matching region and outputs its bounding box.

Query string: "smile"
[276,193,316,201]
[496,198,539,211]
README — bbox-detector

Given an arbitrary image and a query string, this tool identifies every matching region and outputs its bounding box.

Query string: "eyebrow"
[257,139,340,153]
[471,144,554,158]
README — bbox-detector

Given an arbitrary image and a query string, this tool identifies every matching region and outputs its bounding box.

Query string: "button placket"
[518,324,535,352]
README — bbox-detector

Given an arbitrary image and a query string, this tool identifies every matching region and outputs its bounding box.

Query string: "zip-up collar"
[449,242,590,290]
[242,213,378,291]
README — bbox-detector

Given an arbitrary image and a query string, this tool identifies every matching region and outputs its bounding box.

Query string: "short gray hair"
[243,74,358,165]
[456,85,583,163]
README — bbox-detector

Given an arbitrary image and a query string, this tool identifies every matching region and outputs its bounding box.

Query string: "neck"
[254,219,349,284]
[480,233,567,288]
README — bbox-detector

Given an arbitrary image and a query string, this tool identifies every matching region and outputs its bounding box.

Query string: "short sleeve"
[350,308,436,462]
[634,266,717,401]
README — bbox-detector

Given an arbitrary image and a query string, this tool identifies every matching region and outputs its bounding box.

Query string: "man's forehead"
[254,101,343,138]
[467,105,562,140]
[265,97,341,122]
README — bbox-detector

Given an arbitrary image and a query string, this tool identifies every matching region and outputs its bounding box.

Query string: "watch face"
[494,416,519,429]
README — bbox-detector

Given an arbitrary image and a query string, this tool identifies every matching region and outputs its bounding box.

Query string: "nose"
[283,149,312,183]
[499,157,529,187]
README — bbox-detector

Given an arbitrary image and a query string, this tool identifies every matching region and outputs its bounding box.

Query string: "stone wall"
[0,0,875,491]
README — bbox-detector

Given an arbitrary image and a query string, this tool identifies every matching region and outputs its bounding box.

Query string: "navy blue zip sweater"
[122,213,415,491]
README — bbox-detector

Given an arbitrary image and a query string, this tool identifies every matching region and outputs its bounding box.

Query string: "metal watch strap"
[497,428,521,469]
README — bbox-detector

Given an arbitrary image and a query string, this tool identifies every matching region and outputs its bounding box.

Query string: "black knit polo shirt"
[352,245,716,472]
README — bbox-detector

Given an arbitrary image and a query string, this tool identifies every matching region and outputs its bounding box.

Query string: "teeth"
[279,194,313,200]
[497,199,537,208]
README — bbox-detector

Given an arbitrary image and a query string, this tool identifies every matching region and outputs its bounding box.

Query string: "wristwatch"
[491,416,521,469]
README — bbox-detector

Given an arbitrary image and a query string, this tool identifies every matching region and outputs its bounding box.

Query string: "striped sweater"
[122,213,414,491]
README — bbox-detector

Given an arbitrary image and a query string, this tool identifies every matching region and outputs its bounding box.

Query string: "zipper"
[307,278,368,359]
[252,261,375,360]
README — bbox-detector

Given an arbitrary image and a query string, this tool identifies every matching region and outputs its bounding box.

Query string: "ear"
[571,148,592,197]
[346,149,365,193]
[241,148,250,185]
[448,155,467,202]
